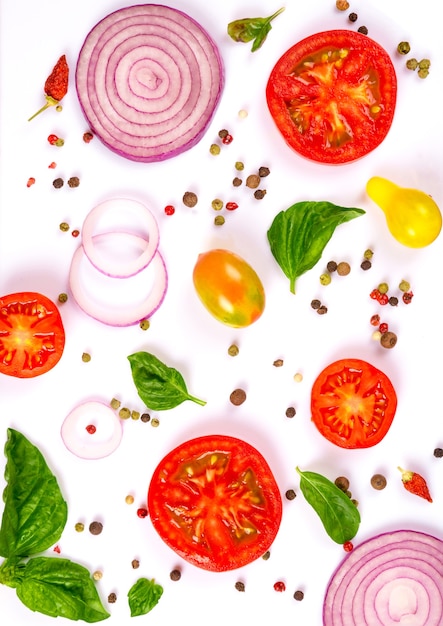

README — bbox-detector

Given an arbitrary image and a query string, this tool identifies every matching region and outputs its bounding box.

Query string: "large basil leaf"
[128,577,163,617]
[128,351,206,410]
[267,201,365,293]
[296,468,360,544]
[15,557,110,622]
[0,429,67,558]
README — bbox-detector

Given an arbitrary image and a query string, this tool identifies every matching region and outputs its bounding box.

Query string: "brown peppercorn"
[348,12,358,22]
[337,261,351,276]
[89,521,103,535]
[141,413,151,422]
[310,299,321,310]
[335,476,350,491]
[232,177,242,187]
[218,129,229,139]
[285,407,296,418]
[285,489,297,500]
[317,304,328,315]
[360,259,372,270]
[53,177,64,189]
[170,569,181,581]
[273,358,284,367]
[258,166,270,177]
[254,189,267,200]
[182,191,198,207]
[371,474,387,490]
[107,593,117,603]
[433,448,443,458]
[230,388,246,406]
[294,590,304,601]
[67,176,80,188]
[326,260,338,273]
[380,331,397,349]
[131,559,140,569]
[235,581,245,592]
[336,0,350,9]
[246,174,260,189]
[357,26,368,35]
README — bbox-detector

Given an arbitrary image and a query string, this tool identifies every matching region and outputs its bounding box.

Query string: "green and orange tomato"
[192,248,265,327]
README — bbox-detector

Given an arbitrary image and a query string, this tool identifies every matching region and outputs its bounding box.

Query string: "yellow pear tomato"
[192,249,265,327]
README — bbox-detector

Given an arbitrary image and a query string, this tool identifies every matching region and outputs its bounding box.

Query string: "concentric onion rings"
[75,4,224,162]
[81,198,160,277]
[69,232,168,326]
[61,401,123,459]
[323,529,443,625]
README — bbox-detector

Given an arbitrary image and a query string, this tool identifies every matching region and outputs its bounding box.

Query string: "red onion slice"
[69,233,168,326]
[61,401,123,459]
[81,198,159,277]
[75,4,224,162]
[323,529,443,625]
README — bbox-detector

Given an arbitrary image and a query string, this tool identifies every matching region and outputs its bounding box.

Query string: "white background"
[1,0,442,624]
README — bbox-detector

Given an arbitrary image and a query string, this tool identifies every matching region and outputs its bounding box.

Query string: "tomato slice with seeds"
[147,435,282,571]
[266,30,397,164]
[0,292,65,378]
[311,359,397,449]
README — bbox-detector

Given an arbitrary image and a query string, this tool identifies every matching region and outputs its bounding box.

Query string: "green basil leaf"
[15,557,110,622]
[0,429,67,558]
[227,8,285,52]
[128,577,163,617]
[267,201,365,293]
[296,467,360,544]
[128,351,206,410]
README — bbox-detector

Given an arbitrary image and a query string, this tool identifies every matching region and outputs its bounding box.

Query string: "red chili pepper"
[398,466,433,502]
[28,55,69,121]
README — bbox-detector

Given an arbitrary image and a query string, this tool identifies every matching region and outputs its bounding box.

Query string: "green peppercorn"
[418,68,429,79]
[363,248,374,259]
[75,522,85,532]
[151,417,160,427]
[211,198,223,211]
[131,410,140,421]
[209,143,221,155]
[139,319,150,330]
[418,59,431,70]
[235,161,245,171]
[320,273,332,285]
[119,407,131,419]
[228,344,239,356]
[59,222,70,232]
[81,352,91,362]
[110,398,121,410]
[378,282,389,294]
[58,293,68,303]
[399,279,410,292]
[214,215,225,226]
[397,41,411,55]
[406,58,418,70]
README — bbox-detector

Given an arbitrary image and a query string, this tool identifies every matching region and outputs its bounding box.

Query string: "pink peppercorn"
[164,205,175,216]
[273,581,286,592]
[343,541,354,552]
[226,202,238,211]
[137,508,148,519]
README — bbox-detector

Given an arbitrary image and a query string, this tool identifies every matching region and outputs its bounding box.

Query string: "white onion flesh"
[323,530,443,626]
[75,4,224,162]
[81,198,160,277]
[61,401,123,459]
[69,232,168,326]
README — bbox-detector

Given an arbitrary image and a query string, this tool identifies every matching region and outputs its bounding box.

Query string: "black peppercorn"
[348,12,358,22]
[53,177,64,189]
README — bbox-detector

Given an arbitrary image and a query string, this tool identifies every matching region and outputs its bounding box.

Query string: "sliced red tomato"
[0,292,65,378]
[311,359,397,449]
[147,435,282,571]
[266,30,397,164]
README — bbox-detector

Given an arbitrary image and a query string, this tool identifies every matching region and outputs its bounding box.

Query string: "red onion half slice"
[76,4,224,162]
[81,198,160,277]
[61,401,123,459]
[69,232,168,326]
[323,529,443,626]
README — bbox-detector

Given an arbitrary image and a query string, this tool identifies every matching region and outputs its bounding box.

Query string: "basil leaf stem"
[128,577,163,617]
[296,467,360,544]
[267,201,365,293]
[227,7,285,52]
[128,351,206,410]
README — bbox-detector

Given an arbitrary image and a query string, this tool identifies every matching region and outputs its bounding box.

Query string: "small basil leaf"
[227,8,285,52]
[15,557,110,622]
[128,352,206,410]
[0,429,67,558]
[128,577,163,617]
[296,467,360,544]
[267,201,365,293]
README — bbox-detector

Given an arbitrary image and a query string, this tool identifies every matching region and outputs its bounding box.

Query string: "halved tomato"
[0,292,65,378]
[147,435,282,571]
[311,359,397,449]
[266,30,397,164]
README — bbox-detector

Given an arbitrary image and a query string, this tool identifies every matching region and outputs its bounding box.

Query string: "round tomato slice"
[0,292,65,378]
[311,359,397,449]
[266,30,397,164]
[147,435,282,571]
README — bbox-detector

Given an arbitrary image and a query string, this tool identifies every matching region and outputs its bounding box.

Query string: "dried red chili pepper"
[398,466,432,502]
[28,55,69,121]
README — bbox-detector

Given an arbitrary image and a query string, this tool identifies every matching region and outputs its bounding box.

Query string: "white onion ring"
[75,4,224,162]
[61,401,123,459]
[323,530,443,626]
[69,232,168,326]
[81,198,159,277]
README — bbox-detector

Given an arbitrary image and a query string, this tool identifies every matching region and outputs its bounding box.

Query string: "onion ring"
[69,232,168,326]
[61,401,123,459]
[81,198,160,277]
[75,4,224,162]
[323,529,443,625]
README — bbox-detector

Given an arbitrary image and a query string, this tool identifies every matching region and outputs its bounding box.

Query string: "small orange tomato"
[193,249,265,327]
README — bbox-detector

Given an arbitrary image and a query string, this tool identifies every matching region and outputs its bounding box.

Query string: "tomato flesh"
[0,292,65,378]
[311,359,397,448]
[147,435,282,571]
[266,30,397,164]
